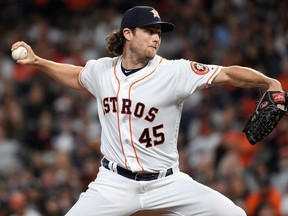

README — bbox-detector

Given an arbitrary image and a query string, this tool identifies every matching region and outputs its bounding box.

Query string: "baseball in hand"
[11,46,28,60]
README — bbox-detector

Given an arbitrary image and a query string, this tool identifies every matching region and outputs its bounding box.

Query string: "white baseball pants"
[65,167,246,216]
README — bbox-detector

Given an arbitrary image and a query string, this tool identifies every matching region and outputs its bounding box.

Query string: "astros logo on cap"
[151,9,160,18]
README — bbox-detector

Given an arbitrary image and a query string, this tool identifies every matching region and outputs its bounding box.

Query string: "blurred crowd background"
[0,0,288,215]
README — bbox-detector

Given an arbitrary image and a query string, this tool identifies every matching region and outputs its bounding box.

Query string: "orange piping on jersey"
[113,57,128,169]
[127,57,164,171]
[78,69,85,87]
[205,66,221,88]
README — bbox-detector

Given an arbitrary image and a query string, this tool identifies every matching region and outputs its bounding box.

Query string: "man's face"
[128,25,162,60]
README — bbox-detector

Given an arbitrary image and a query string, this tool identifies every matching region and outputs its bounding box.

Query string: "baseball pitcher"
[11,6,285,216]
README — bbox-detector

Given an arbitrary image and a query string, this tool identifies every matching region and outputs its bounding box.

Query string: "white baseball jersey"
[79,55,222,173]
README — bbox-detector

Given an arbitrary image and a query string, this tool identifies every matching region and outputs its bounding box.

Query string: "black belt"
[102,158,173,181]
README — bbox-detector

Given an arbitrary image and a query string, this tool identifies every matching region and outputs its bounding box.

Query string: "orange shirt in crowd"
[245,187,282,216]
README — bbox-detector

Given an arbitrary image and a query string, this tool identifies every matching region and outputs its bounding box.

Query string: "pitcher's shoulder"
[159,57,190,68]
[85,56,118,68]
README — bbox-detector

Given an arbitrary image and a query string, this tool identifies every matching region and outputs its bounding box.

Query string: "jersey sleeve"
[176,59,222,99]
[78,59,98,95]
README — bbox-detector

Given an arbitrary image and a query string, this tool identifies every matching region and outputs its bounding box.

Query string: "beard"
[145,47,158,59]
[129,41,159,63]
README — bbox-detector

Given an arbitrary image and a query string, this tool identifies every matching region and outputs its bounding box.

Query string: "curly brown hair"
[106,29,126,57]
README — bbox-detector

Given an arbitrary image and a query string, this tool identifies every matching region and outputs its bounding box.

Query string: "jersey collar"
[116,55,162,80]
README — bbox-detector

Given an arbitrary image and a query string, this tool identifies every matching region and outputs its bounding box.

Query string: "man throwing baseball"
[11,6,283,216]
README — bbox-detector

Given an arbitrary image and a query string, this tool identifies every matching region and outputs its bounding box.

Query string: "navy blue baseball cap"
[120,6,175,33]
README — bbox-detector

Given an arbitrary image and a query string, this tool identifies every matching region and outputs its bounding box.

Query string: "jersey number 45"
[138,124,165,148]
